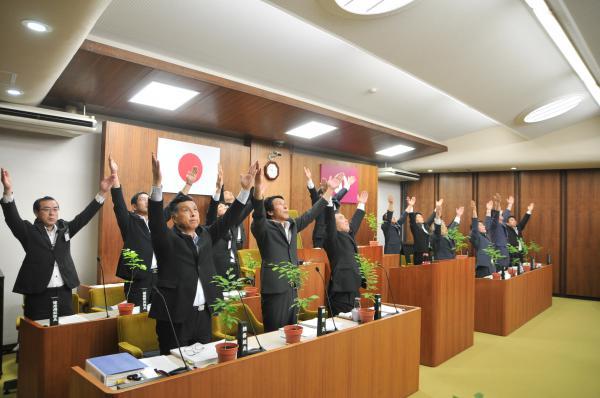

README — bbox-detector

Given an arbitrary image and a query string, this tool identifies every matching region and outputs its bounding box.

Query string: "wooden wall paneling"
[404,174,435,243]
[99,121,251,283]
[438,173,473,236]
[519,171,562,294]
[477,172,516,216]
[565,170,600,298]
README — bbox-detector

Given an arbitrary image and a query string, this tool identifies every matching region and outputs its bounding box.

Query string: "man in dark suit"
[303,167,351,248]
[148,155,257,354]
[431,202,464,260]
[470,200,495,277]
[251,167,340,332]
[1,167,114,320]
[489,193,510,269]
[109,155,199,307]
[408,196,438,265]
[206,165,254,279]
[323,190,368,315]
[503,195,534,265]
[222,185,250,251]
[381,195,408,255]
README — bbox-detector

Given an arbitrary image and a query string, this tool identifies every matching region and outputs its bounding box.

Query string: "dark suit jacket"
[323,206,364,293]
[148,195,244,323]
[381,210,407,254]
[308,186,347,247]
[205,189,254,278]
[470,217,494,277]
[504,209,530,248]
[431,221,458,260]
[490,210,510,267]
[409,211,435,253]
[2,197,102,294]
[251,196,327,294]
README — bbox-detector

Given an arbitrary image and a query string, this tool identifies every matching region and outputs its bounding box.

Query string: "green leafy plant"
[355,254,379,303]
[121,248,147,301]
[507,244,522,267]
[527,240,542,255]
[447,227,470,254]
[210,268,246,334]
[365,212,380,241]
[272,261,318,322]
[483,246,506,272]
[242,252,261,286]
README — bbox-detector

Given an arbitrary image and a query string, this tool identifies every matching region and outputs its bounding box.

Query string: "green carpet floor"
[0,297,597,397]
[412,297,600,398]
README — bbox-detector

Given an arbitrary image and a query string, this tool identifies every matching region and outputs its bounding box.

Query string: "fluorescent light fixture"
[511,167,518,170]
[6,89,23,96]
[376,144,415,157]
[525,0,600,106]
[129,81,199,111]
[427,169,433,173]
[335,0,415,16]
[22,20,51,33]
[524,95,583,123]
[284,121,337,139]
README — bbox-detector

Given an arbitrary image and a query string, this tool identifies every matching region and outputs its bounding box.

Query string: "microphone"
[315,267,338,332]
[234,290,265,356]
[96,257,110,319]
[377,263,400,314]
[151,286,190,375]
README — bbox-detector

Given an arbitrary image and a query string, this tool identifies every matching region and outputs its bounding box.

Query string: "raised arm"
[503,195,514,221]
[304,166,320,205]
[381,194,394,233]
[334,174,354,204]
[250,165,268,242]
[148,153,170,253]
[484,200,493,232]
[518,203,534,231]
[350,190,367,235]
[0,168,28,246]
[67,173,113,237]
[108,155,131,238]
[470,201,480,247]
[295,175,341,232]
[206,165,224,226]
[433,201,442,238]
[180,165,199,195]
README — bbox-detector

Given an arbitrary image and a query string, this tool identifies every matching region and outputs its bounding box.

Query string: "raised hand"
[387,194,394,204]
[1,168,12,193]
[408,196,416,206]
[186,165,199,186]
[108,154,118,175]
[486,200,493,211]
[435,205,442,218]
[347,175,357,187]
[456,206,465,217]
[151,153,162,186]
[506,195,514,206]
[213,164,223,190]
[334,172,345,185]
[99,174,115,194]
[436,198,444,207]
[358,190,368,204]
[527,202,535,212]
[303,166,312,181]
[240,161,259,190]
[253,163,266,199]
[470,200,476,210]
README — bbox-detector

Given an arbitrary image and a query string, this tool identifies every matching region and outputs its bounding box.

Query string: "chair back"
[89,286,125,308]
[117,312,158,353]
[212,303,264,340]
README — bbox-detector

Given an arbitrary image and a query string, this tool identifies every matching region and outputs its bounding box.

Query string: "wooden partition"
[405,169,600,298]
[99,121,378,283]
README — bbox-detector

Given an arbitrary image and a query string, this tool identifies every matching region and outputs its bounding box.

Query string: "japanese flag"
[157,138,220,196]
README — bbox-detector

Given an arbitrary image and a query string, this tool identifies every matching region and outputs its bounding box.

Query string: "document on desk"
[299,318,338,332]
[140,355,182,374]
[170,341,222,368]
[36,314,89,326]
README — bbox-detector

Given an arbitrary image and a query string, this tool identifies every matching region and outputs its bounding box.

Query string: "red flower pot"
[358,308,375,323]
[283,325,303,344]
[117,302,134,316]
[492,272,501,280]
[243,286,258,297]
[216,342,238,363]
[508,268,516,276]
[369,240,379,247]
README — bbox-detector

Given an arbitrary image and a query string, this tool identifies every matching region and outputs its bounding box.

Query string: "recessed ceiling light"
[376,144,415,157]
[22,20,51,33]
[511,167,517,170]
[6,89,23,96]
[525,0,600,106]
[334,0,415,16]
[129,81,199,111]
[523,95,583,123]
[427,169,433,173]
[284,121,337,139]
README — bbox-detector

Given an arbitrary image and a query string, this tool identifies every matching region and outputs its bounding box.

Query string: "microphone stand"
[152,286,190,375]
[377,263,400,314]
[96,257,110,318]
[235,290,265,356]
[315,267,338,332]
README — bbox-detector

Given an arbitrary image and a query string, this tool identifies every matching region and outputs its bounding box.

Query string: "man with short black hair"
[470,200,495,278]
[503,195,534,265]
[381,195,409,255]
[1,167,114,320]
[408,197,438,265]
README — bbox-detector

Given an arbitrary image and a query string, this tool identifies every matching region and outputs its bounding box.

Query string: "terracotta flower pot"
[283,325,303,344]
[117,302,134,316]
[358,308,375,323]
[243,286,258,297]
[507,268,516,276]
[492,272,501,280]
[523,265,531,272]
[369,240,379,247]
[216,342,238,363]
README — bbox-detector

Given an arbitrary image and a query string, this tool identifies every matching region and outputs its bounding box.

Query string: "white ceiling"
[89,0,498,143]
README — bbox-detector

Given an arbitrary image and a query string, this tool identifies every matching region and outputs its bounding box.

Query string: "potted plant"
[210,268,246,362]
[242,252,260,296]
[506,243,522,276]
[272,261,318,344]
[365,212,380,246]
[355,254,379,323]
[447,227,470,257]
[119,248,148,315]
[483,246,507,280]
[527,240,542,269]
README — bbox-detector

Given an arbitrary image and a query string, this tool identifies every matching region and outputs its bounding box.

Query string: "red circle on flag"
[178,153,203,183]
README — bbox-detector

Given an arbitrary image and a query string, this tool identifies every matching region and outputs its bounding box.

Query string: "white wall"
[0,129,102,344]
[376,180,402,243]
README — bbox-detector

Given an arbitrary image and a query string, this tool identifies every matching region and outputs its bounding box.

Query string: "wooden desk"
[70,307,422,398]
[475,265,553,336]
[18,314,119,398]
[388,256,475,367]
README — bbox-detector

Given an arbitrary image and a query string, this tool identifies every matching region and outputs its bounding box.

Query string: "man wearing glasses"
[0,167,114,320]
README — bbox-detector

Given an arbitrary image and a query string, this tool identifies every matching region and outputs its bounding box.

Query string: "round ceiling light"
[523,95,583,123]
[334,0,415,16]
[22,20,52,33]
